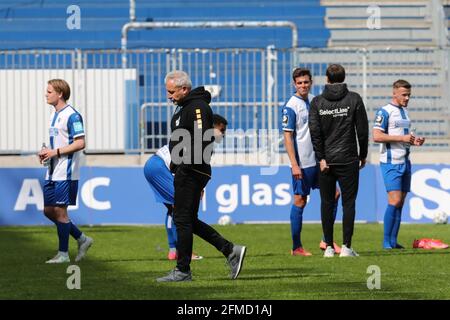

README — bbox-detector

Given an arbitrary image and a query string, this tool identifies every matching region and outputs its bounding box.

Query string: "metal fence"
[1,47,449,155]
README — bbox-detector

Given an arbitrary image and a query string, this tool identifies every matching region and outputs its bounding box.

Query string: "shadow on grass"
[361,249,450,257]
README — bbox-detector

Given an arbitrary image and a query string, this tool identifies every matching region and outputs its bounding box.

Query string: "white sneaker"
[75,236,94,262]
[46,253,70,264]
[339,245,359,257]
[323,246,335,258]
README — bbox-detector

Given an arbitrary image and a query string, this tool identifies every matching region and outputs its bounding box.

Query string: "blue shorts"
[143,155,174,205]
[380,161,411,192]
[292,165,319,196]
[43,180,78,206]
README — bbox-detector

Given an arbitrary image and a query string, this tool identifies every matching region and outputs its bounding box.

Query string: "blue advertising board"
[0,164,449,225]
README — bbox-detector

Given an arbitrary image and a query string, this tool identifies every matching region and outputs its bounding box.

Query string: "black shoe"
[394,244,405,249]
[227,245,247,280]
[156,268,192,282]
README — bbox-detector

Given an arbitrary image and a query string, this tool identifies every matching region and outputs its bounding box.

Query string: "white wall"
[0,68,136,153]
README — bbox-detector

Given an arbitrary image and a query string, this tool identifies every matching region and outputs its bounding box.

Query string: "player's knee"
[53,207,69,222]
[43,207,53,218]
[389,198,402,207]
[293,196,307,208]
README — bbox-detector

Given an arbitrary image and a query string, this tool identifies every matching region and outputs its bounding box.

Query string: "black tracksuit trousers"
[319,161,360,248]
[173,166,234,272]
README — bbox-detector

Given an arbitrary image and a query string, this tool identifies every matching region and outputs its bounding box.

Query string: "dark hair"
[213,114,228,126]
[326,64,346,83]
[292,68,312,81]
[393,79,411,89]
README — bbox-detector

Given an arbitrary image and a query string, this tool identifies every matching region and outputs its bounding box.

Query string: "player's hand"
[291,165,302,180]
[40,149,57,162]
[404,134,415,144]
[359,158,366,169]
[37,150,46,164]
[413,136,425,146]
[320,159,329,173]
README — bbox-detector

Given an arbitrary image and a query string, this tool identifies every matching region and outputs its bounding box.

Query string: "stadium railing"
[0,47,449,156]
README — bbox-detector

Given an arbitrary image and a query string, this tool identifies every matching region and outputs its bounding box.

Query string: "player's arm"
[283,131,302,180]
[355,96,369,169]
[373,129,414,144]
[373,108,415,144]
[59,137,85,155]
[281,106,302,179]
[41,137,85,162]
[308,98,328,172]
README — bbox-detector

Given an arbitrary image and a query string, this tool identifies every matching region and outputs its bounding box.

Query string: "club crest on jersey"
[49,127,58,136]
[175,117,180,127]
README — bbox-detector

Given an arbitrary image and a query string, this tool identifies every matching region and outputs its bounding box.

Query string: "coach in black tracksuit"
[156,71,246,282]
[309,64,368,255]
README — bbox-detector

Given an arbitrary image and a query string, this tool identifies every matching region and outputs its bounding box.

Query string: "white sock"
[78,233,87,242]
[58,251,69,257]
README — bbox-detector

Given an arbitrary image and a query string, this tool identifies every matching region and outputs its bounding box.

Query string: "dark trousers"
[319,161,360,248]
[173,166,233,272]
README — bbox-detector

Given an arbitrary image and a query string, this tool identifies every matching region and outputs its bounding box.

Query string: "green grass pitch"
[1,223,449,300]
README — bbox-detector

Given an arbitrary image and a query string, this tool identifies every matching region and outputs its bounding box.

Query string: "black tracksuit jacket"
[169,86,214,177]
[308,83,369,165]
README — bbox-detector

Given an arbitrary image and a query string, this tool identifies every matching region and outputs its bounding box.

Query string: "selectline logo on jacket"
[319,106,350,117]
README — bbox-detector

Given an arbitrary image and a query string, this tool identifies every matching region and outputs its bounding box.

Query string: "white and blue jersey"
[373,103,411,164]
[46,105,85,181]
[374,103,412,192]
[282,93,316,169]
[44,105,84,206]
[282,94,319,195]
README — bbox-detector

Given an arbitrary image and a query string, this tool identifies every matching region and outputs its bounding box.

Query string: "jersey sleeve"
[373,108,389,132]
[68,113,85,139]
[281,106,296,131]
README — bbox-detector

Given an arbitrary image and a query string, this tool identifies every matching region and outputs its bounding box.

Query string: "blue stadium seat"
[0,0,329,49]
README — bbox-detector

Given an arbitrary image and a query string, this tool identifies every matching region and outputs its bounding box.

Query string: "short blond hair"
[48,79,71,101]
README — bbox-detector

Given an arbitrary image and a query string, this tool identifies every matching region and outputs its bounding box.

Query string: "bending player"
[143,114,228,260]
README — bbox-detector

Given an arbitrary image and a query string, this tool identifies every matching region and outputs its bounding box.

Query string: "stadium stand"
[0,0,329,49]
[0,0,449,153]
[322,0,447,48]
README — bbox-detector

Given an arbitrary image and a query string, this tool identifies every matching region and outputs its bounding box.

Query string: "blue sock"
[56,221,71,253]
[166,214,177,249]
[391,206,403,247]
[383,205,396,248]
[69,221,82,240]
[290,205,304,250]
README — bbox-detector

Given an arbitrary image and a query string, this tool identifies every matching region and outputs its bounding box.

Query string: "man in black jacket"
[309,64,369,257]
[157,70,246,282]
